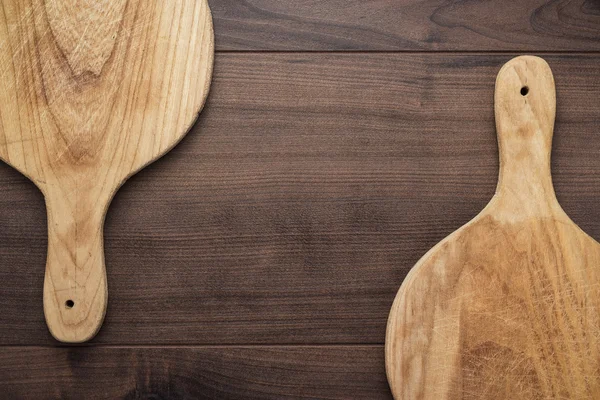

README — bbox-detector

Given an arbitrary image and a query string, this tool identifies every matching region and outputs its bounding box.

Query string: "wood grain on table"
[0,0,599,398]
[0,346,389,399]
[209,0,600,51]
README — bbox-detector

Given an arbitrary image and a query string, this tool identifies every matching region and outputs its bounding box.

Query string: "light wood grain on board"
[386,56,600,399]
[0,0,214,342]
[0,54,598,346]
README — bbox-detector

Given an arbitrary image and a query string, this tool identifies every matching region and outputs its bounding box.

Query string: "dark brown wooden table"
[1,1,599,398]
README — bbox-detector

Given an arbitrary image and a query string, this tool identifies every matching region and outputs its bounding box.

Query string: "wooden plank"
[0,54,599,345]
[209,0,600,51]
[0,345,391,399]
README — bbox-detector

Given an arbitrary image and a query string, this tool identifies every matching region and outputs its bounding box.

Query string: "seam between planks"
[0,343,385,348]
[214,50,600,55]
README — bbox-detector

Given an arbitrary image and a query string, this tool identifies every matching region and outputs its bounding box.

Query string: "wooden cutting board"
[0,1,214,343]
[386,56,600,399]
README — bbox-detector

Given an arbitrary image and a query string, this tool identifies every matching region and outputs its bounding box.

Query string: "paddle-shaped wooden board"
[0,1,214,342]
[386,56,600,399]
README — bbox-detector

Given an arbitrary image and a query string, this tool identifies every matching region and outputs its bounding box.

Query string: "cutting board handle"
[494,55,558,213]
[42,189,108,343]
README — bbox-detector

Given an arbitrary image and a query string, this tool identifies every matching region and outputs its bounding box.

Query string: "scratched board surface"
[0,1,599,399]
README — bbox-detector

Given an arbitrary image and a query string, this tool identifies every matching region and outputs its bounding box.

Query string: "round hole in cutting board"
[520,86,529,96]
[65,300,74,309]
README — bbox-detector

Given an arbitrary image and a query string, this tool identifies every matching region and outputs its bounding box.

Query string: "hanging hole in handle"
[520,86,529,96]
[65,300,74,309]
